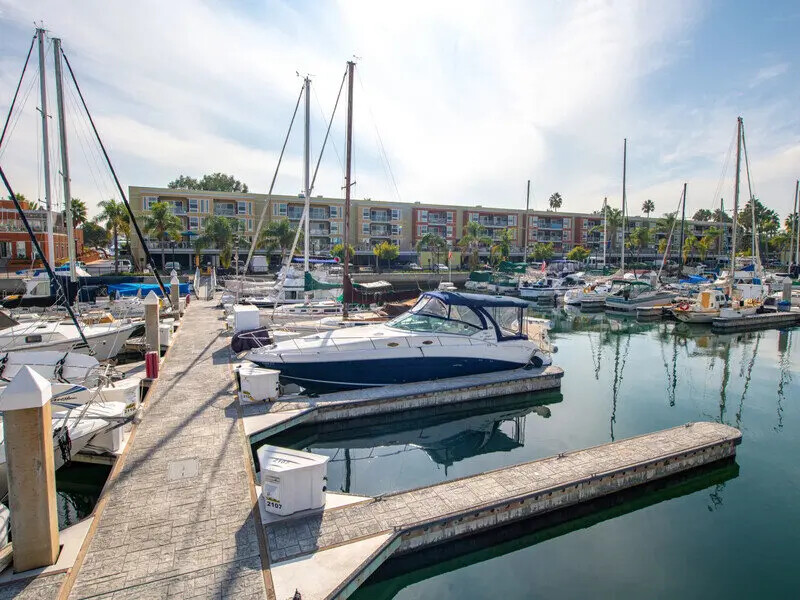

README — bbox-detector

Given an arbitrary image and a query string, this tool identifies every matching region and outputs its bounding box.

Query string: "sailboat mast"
[602,197,607,268]
[342,61,355,319]
[730,117,742,295]
[794,180,800,266]
[52,38,77,283]
[524,180,530,261]
[303,76,311,272]
[679,182,687,270]
[621,138,627,273]
[36,28,56,267]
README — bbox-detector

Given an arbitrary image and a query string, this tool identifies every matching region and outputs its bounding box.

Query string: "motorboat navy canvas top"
[245,291,552,393]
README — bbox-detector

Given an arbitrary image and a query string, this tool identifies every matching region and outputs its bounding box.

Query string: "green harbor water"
[264,308,800,599]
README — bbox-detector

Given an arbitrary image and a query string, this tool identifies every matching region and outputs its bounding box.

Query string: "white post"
[0,367,59,572]
[169,270,180,315]
[621,138,627,273]
[37,29,56,267]
[52,38,77,282]
[144,291,160,352]
[303,76,311,272]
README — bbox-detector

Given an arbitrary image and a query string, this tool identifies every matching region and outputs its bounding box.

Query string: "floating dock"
[242,365,564,443]
[263,422,741,600]
[712,310,800,332]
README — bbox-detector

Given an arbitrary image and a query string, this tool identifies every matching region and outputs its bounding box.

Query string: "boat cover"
[304,272,342,291]
[423,290,530,308]
[107,282,190,297]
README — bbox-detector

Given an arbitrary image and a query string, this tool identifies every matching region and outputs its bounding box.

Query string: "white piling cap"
[0,366,52,410]
[170,272,180,285]
[143,290,160,306]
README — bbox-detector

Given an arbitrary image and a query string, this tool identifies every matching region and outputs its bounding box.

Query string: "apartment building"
[128,186,733,268]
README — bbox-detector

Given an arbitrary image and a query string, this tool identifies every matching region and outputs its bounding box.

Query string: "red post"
[145,351,159,379]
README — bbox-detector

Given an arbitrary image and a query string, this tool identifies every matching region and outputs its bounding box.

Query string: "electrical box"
[257,445,329,516]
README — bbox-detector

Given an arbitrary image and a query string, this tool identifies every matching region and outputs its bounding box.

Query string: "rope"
[0,33,36,150]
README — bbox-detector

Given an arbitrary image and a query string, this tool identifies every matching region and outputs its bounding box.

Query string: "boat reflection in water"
[261,390,563,495]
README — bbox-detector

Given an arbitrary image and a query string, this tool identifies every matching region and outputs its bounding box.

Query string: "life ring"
[676,301,690,311]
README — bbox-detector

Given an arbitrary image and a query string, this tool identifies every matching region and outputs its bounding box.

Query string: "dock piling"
[169,270,181,316]
[143,290,160,352]
[0,367,59,572]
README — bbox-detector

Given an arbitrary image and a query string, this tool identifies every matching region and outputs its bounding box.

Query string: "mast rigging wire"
[244,83,304,272]
[0,165,91,350]
[59,48,172,305]
[0,33,36,150]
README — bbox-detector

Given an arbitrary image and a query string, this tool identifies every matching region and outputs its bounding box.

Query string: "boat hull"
[248,355,532,394]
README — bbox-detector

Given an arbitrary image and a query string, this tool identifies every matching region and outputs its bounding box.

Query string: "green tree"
[626,226,651,264]
[566,245,591,262]
[143,201,182,269]
[692,209,713,222]
[548,192,563,212]
[682,234,697,264]
[589,206,623,256]
[642,199,655,218]
[195,215,236,268]
[739,197,779,257]
[372,241,399,272]
[712,208,732,223]
[656,212,678,263]
[458,220,491,270]
[530,242,554,262]
[331,242,355,263]
[258,218,302,263]
[696,236,714,262]
[658,238,668,256]
[97,199,130,273]
[82,221,108,250]
[69,198,88,226]
[769,231,792,262]
[490,228,514,264]
[415,232,447,270]
[168,172,248,193]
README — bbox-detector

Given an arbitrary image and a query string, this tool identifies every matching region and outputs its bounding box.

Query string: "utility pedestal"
[169,271,181,317]
[144,291,160,354]
[0,367,59,572]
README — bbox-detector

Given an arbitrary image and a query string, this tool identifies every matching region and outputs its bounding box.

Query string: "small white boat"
[0,320,142,360]
[519,274,587,301]
[605,280,678,313]
[438,281,458,292]
[671,289,730,324]
[565,280,611,306]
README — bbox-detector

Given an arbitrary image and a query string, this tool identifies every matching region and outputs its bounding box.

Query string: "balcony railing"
[370,212,390,222]
[287,208,304,220]
[309,210,329,220]
[214,207,235,217]
[170,205,187,215]
[427,215,448,224]
[309,228,330,236]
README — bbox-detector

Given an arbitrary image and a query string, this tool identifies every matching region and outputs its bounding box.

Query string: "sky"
[0,0,799,222]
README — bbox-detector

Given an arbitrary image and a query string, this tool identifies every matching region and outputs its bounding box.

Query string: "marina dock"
[263,422,741,600]
[712,310,800,332]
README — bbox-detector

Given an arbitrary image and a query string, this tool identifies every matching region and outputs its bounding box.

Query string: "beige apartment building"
[128,186,732,269]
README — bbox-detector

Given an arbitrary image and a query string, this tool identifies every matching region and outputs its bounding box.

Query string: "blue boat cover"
[680,275,708,284]
[291,257,338,264]
[107,282,190,297]
[422,290,529,308]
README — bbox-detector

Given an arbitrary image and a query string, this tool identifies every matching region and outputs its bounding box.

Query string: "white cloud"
[750,62,789,88]
[0,0,797,224]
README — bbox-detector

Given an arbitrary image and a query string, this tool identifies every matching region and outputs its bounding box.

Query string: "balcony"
[370,227,391,237]
[537,221,563,230]
[370,211,390,222]
[287,207,304,220]
[309,225,330,235]
[169,205,187,216]
[309,209,329,220]
[427,214,449,224]
[214,204,235,217]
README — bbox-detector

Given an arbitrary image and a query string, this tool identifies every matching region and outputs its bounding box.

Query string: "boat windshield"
[483,306,523,338]
[387,296,485,335]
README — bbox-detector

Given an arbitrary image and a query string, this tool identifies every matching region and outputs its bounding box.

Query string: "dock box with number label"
[257,445,329,516]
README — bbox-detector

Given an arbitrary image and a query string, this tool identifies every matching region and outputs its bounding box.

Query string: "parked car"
[360,266,375,273]
[408,262,422,271]
[164,261,182,274]
[435,263,449,272]
[117,259,132,272]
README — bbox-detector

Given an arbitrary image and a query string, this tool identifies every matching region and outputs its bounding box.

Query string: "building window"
[188,198,199,213]
[143,196,158,210]
[469,212,479,222]
[508,214,517,226]
[330,222,341,234]
[419,210,427,223]
[446,226,454,238]
[362,222,370,235]
[447,212,454,223]
[391,208,400,221]
[273,203,287,217]
[391,224,400,235]
[247,219,253,231]
[420,224,428,234]
[189,216,200,230]
[362,208,370,220]
[15,241,26,258]
[237,201,250,215]
[330,206,339,218]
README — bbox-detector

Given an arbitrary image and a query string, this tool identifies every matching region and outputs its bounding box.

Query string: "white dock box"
[159,322,173,347]
[233,304,260,333]
[238,363,280,403]
[257,445,329,516]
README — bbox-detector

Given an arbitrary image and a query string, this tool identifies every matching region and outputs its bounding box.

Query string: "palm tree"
[696,236,714,262]
[490,228,514,264]
[195,215,235,268]
[642,199,655,219]
[69,198,88,227]
[548,192,563,212]
[258,218,301,264]
[656,212,678,263]
[458,221,490,270]
[682,235,697,265]
[97,198,130,273]
[143,201,182,270]
[626,226,651,265]
[415,232,447,270]
[589,206,623,257]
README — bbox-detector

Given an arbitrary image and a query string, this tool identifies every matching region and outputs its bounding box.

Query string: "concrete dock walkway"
[64,301,267,599]
[264,421,741,600]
